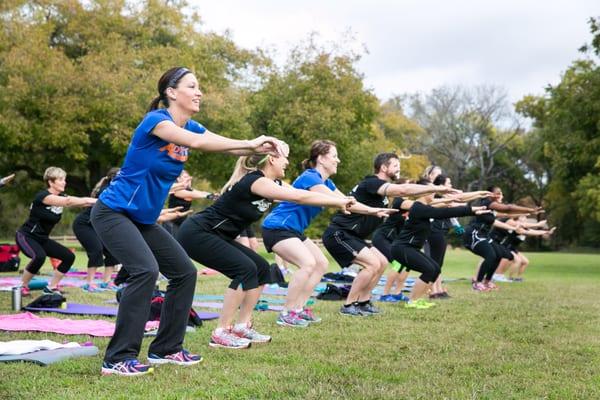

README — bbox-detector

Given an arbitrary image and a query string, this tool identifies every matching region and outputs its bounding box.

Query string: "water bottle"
[11,286,22,312]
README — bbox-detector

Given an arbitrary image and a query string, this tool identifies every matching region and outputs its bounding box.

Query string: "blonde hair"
[220,155,270,194]
[43,167,67,187]
[422,165,442,181]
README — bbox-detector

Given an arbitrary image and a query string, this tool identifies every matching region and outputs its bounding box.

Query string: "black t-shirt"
[430,218,451,234]
[189,171,279,240]
[373,197,407,240]
[19,190,66,239]
[507,231,526,249]
[467,198,496,234]
[329,175,389,239]
[75,183,109,224]
[489,218,511,243]
[395,201,473,249]
[167,188,193,226]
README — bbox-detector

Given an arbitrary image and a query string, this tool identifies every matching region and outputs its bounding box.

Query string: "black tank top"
[188,171,280,240]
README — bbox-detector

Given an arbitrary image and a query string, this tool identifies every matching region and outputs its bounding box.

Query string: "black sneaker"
[43,286,63,295]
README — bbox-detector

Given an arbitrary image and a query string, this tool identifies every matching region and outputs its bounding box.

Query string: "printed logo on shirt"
[159,143,189,162]
[251,199,272,212]
[46,205,63,215]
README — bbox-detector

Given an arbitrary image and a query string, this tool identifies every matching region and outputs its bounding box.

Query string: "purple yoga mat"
[24,303,118,316]
[23,303,220,320]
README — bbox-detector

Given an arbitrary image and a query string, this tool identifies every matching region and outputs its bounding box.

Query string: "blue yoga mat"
[194,294,286,304]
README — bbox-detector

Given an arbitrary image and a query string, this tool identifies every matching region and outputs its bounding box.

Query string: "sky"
[191,0,598,105]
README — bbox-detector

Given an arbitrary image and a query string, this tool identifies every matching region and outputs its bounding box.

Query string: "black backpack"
[316,284,351,301]
[26,293,67,309]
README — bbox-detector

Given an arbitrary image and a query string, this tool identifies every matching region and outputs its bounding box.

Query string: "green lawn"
[0,248,599,399]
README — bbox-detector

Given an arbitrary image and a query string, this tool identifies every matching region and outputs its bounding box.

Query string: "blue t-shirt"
[262,169,336,234]
[100,109,205,224]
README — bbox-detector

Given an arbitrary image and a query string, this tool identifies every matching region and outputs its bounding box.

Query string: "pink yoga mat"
[0,312,158,337]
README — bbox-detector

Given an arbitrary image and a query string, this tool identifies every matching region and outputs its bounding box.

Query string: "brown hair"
[91,167,120,197]
[301,140,336,170]
[147,67,192,112]
[373,153,399,173]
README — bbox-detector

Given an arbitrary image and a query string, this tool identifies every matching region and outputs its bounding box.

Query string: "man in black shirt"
[322,153,458,317]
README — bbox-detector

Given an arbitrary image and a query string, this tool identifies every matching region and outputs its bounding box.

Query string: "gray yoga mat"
[0,346,99,366]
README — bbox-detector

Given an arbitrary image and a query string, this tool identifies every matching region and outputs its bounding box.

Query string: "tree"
[405,85,524,191]
[516,18,600,246]
[0,0,261,235]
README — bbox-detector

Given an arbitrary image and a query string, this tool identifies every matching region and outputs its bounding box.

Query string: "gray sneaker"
[359,301,381,315]
[339,304,367,317]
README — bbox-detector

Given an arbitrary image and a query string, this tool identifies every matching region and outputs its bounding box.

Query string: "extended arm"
[251,178,353,212]
[153,121,284,156]
[378,183,460,198]
[43,194,96,208]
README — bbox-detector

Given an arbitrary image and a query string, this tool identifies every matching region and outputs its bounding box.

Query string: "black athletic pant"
[391,243,440,283]
[72,216,118,268]
[427,232,447,268]
[176,220,270,291]
[15,231,74,274]
[471,240,504,282]
[91,201,197,363]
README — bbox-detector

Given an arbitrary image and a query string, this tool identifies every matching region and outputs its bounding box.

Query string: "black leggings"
[471,240,505,282]
[72,217,118,268]
[391,244,440,283]
[427,232,447,268]
[15,231,74,274]
[91,200,197,363]
[177,220,270,291]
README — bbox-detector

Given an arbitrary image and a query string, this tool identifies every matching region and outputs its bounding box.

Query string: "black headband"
[167,67,191,89]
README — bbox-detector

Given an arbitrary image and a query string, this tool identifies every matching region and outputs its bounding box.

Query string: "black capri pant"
[391,243,440,284]
[427,232,447,268]
[177,220,270,291]
[470,240,511,282]
[15,231,74,274]
[72,215,118,268]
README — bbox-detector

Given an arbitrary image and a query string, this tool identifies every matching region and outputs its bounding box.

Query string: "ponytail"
[147,96,162,112]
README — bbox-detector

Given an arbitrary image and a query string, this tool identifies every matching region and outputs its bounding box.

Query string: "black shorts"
[322,227,370,269]
[493,241,514,261]
[262,228,307,253]
[238,225,256,238]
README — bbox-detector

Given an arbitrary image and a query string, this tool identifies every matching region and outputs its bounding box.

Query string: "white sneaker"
[492,274,511,283]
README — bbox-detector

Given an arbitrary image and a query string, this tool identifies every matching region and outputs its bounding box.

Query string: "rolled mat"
[0,346,99,366]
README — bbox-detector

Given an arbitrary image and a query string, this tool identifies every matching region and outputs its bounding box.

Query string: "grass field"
[0,248,599,399]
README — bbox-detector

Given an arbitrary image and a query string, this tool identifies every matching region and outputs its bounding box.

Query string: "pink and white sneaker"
[232,322,272,343]
[472,282,490,292]
[209,328,251,349]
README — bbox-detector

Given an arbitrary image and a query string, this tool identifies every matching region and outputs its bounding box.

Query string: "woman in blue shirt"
[262,141,395,327]
[91,66,283,376]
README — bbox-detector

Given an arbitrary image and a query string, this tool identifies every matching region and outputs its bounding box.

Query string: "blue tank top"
[100,109,205,224]
[262,169,336,234]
